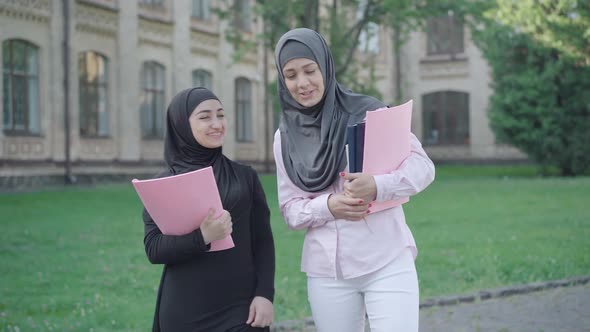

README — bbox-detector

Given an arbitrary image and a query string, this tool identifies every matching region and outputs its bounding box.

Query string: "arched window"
[140,61,166,138]
[2,39,40,134]
[192,69,212,89]
[422,91,470,145]
[79,51,109,137]
[235,77,252,142]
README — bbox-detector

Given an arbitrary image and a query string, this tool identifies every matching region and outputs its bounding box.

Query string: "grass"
[0,165,589,331]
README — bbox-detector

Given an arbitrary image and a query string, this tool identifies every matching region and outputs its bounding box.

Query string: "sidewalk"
[272,276,590,332]
[420,282,590,332]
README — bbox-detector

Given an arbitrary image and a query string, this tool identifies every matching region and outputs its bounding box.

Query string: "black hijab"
[163,87,239,210]
[275,28,386,193]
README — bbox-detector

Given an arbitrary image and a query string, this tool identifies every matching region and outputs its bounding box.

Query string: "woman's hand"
[327,193,370,221]
[200,209,232,244]
[341,172,377,203]
[246,296,274,327]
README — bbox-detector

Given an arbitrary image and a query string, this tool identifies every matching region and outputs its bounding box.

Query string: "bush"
[473,23,590,175]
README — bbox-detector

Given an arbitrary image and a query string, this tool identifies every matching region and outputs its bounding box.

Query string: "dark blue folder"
[346,122,366,173]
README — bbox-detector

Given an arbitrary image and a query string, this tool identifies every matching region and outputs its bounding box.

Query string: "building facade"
[0,0,524,189]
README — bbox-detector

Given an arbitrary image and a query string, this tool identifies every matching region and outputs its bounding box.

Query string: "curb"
[271,275,590,331]
[418,275,590,309]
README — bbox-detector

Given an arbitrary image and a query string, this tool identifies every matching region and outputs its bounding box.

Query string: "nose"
[296,75,310,89]
[210,117,223,128]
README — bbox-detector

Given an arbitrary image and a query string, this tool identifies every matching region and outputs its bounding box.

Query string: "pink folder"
[363,99,413,212]
[131,166,234,251]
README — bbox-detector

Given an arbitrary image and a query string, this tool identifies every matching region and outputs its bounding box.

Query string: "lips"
[299,90,314,99]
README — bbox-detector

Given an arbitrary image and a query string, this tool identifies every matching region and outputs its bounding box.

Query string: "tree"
[216,0,384,170]
[472,20,590,176]
[221,0,484,102]
[218,0,514,170]
[488,0,590,66]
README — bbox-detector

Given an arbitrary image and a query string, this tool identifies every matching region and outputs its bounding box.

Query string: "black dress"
[142,162,275,332]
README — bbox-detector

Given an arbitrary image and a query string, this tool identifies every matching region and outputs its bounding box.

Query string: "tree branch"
[336,0,381,76]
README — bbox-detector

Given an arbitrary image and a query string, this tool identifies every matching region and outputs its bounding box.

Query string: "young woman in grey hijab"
[273,28,435,332]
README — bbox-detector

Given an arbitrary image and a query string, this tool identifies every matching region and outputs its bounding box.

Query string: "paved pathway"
[272,278,590,332]
[420,283,590,332]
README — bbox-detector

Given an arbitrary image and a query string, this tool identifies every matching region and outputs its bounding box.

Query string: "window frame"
[192,69,213,90]
[78,51,110,137]
[426,14,464,56]
[235,77,253,142]
[140,61,166,139]
[2,39,40,136]
[139,0,165,8]
[422,91,470,146]
[233,0,252,32]
[191,0,210,20]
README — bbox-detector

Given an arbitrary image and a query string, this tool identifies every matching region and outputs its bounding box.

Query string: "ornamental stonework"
[140,141,164,161]
[138,18,173,48]
[75,2,118,38]
[190,30,219,57]
[79,140,116,159]
[238,49,258,66]
[419,59,469,79]
[0,0,51,23]
[3,138,46,159]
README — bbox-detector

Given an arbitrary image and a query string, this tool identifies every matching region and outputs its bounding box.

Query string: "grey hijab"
[275,28,386,192]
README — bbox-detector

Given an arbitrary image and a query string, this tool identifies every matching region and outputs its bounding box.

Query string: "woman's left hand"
[341,172,377,203]
[246,296,274,327]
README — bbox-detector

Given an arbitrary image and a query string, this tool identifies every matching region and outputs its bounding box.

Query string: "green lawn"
[1,165,589,331]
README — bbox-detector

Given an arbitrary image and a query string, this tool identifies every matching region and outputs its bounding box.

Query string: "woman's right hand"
[200,209,233,244]
[327,193,370,221]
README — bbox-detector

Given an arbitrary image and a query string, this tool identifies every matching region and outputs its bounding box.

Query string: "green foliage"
[217,0,485,104]
[341,60,384,101]
[488,0,590,66]
[472,19,590,176]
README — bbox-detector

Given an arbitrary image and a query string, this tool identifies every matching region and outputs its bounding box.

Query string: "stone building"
[0,0,524,188]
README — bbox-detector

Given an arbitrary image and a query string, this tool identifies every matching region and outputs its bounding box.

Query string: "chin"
[300,99,320,108]
[209,139,224,149]
[204,142,223,149]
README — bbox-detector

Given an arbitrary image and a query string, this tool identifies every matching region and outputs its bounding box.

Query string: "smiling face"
[189,99,226,148]
[282,58,325,108]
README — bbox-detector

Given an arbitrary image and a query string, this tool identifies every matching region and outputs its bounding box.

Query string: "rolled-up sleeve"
[374,133,435,202]
[274,131,334,230]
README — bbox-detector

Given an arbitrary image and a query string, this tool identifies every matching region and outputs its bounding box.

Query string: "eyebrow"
[283,62,317,73]
[196,108,224,115]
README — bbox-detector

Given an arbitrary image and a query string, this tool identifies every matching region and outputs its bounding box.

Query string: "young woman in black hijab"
[142,87,275,332]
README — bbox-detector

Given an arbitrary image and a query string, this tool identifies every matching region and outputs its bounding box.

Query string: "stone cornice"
[75,2,119,38]
[0,0,51,24]
[138,17,173,48]
[76,0,118,12]
[419,57,469,79]
[190,30,219,57]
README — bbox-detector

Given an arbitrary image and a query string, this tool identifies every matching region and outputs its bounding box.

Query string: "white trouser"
[307,248,419,332]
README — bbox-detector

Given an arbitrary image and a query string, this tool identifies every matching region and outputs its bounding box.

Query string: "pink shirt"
[274,130,435,279]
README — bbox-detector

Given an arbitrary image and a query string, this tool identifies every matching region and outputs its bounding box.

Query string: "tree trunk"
[393,27,402,104]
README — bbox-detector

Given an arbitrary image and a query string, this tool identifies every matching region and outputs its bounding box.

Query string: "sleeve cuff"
[255,288,275,303]
[194,229,211,252]
[310,193,334,222]
[374,173,398,202]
